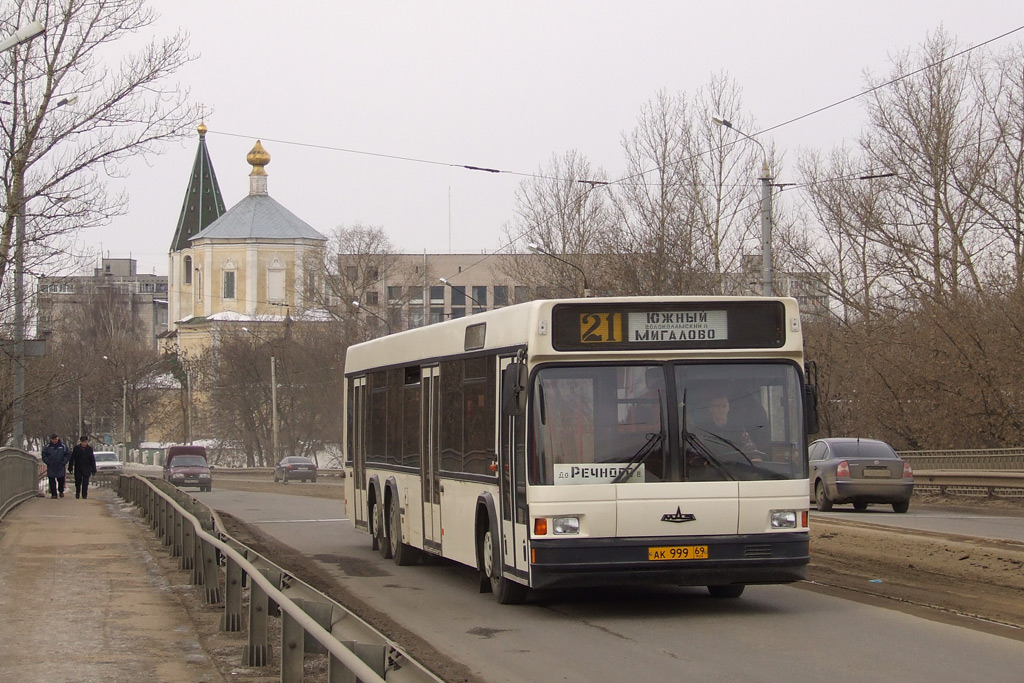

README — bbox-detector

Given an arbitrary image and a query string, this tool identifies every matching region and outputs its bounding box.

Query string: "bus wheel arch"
[475,494,528,604]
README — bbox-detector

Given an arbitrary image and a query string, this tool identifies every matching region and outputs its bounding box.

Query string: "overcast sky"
[80,2,1024,276]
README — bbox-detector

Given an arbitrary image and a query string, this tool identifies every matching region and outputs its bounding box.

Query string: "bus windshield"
[530,362,806,485]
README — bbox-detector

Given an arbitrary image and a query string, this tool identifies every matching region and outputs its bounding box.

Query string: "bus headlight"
[552,516,580,535]
[769,510,797,529]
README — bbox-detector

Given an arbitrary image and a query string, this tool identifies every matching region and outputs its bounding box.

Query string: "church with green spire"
[166,122,326,359]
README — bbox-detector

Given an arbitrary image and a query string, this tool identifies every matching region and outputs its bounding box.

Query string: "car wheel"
[283,473,289,485]
[480,526,528,604]
[853,502,868,511]
[389,499,417,566]
[273,473,279,482]
[374,500,392,559]
[311,475,317,483]
[892,500,910,513]
[707,585,745,599]
[815,480,833,511]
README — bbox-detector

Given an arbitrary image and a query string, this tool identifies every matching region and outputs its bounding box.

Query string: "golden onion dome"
[247,140,270,176]
[197,120,208,136]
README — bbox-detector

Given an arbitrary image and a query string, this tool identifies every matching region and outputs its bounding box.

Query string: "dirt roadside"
[172,480,1024,681]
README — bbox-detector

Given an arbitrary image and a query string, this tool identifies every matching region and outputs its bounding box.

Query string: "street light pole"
[352,300,392,333]
[439,277,483,311]
[713,116,773,296]
[526,243,591,297]
[5,20,45,449]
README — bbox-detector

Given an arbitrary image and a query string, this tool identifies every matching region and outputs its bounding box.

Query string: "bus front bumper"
[528,532,809,590]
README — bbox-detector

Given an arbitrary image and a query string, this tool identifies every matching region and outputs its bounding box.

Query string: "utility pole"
[122,378,127,457]
[271,356,279,462]
[12,207,25,449]
[759,160,773,296]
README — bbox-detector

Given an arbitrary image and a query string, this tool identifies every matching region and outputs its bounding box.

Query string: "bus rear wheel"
[480,528,527,604]
[373,500,392,559]
[389,499,418,566]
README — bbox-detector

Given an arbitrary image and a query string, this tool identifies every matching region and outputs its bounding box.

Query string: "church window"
[223,270,236,300]
[184,256,192,285]
[268,262,285,303]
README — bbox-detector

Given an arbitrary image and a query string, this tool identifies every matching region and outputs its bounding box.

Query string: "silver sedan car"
[809,438,913,513]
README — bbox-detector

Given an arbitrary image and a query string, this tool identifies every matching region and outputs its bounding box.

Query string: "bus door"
[499,357,530,579]
[421,365,442,553]
[350,376,367,529]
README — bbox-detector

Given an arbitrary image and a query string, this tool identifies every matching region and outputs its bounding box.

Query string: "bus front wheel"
[707,584,745,598]
[480,528,527,605]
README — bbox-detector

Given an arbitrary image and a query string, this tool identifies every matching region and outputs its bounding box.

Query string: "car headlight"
[199,473,210,478]
[552,516,580,535]
[769,510,798,529]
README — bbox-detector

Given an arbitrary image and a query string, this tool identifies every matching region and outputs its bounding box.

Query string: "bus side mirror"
[804,384,820,435]
[501,362,527,416]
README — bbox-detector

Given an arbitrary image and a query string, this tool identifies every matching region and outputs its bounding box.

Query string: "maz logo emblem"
[661,506,696,523]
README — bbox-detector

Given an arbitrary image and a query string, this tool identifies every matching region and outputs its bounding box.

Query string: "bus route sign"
[551,300,786,351]
[626,310,727,342]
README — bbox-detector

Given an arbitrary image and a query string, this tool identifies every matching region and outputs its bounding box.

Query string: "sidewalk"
[0,484,225,682]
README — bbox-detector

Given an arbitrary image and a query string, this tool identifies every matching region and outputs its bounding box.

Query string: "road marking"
[252,518,349,524]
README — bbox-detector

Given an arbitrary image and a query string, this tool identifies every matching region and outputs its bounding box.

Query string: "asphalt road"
[811,505,1024,542]
[198,487,1024,683]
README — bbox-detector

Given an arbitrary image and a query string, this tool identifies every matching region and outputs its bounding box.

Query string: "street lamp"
[438,277,483,311]
[352,300,392,333]
[526,243,591,297]
[713,116,773,296]
[0,20,44,53]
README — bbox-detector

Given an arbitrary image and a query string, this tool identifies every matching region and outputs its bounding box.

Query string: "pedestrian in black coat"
[68,435,97,500]
[41,433,71,498]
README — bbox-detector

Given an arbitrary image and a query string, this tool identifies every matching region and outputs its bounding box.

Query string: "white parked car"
[94,451,123,474]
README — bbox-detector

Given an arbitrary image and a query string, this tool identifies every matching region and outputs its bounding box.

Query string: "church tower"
[168,122,227,325]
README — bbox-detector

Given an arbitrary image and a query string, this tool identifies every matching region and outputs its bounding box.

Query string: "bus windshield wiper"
[695,428,755,466]
[611,431,664,484]
[683,431,734,480]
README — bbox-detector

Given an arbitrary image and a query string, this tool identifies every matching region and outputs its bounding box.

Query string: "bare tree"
[0,0,196,314]
[605,78,770,296]
[206,320,344,466]
[306,223,423,336]
[970,42,1024,291]
[860,28,986,302]
[501,150,613,297]
[24,284,164,446]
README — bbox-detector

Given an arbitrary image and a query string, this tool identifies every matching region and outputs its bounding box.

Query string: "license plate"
[862,469,891,478]
[648,545,708,561]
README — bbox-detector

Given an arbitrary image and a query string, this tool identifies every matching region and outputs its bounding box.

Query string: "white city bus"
[343,296,816,603]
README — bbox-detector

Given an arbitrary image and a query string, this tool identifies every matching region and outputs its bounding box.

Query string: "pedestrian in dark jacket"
[68,435,97,500]
[41,433,71,498]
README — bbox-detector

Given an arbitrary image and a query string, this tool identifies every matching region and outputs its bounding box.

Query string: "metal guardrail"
[900,448,1024,471]
[211,467,345,479]
[911,470,1024,498]
[115,474,441,682]
[0,447,41,521]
